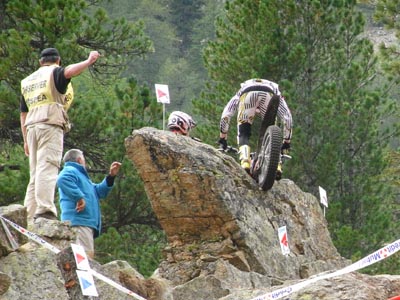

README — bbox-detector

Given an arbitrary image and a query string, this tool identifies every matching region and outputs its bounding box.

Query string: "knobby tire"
[256,95,280,154]
[257,125,282,191]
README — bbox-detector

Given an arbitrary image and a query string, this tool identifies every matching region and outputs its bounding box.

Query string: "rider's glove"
[218,137,228,150]
[281,141,291,155]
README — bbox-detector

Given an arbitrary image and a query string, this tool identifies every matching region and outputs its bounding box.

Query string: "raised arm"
[63,51,100,79]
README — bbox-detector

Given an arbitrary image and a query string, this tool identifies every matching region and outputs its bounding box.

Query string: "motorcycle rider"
[167,111,197,136]
[218,78,293,175]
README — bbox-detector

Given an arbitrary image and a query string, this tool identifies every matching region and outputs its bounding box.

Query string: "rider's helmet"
[241,78,263,88]
[167,111,196,136]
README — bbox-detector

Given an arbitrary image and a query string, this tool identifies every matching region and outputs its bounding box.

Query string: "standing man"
[57,149,122,258]
[218,78,293,172]
[20,48,100,221]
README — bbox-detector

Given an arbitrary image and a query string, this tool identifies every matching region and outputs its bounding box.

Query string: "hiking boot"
[239,145,251,172]
[276,162,283,180]
[241,161,251,173]
[34,211,58,221]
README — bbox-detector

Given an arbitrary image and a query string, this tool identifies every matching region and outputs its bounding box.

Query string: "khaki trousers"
[75,226,95,258]
[24,123,63,219]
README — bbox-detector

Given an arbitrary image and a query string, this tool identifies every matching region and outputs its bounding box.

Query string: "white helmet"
[167,111,196,135]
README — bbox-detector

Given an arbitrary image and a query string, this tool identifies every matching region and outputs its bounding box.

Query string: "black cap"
[40,48,60,58]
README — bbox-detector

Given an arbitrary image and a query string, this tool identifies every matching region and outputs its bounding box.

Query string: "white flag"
[76,270,99,297]
[155,84,170,104]
[278,226,290,255]
[71,243,91,271]
[319,186,328,208]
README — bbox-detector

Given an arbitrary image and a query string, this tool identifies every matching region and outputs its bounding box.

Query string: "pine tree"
[196,0,400,271]
[193,0,301,145]
[288,1,400,260]
[169,0,205,54]
[374,0,400,79]
[0,0,153,204]
[0,0,153,144]
[76,77,166,276]
[0,0,165,275]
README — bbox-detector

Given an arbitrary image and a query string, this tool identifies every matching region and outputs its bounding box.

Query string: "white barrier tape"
[0,215,60,254]
[1,217,19,250]
[89,269,147,300]
[4,213,398,300]
[0,215,146,299]
[251,238,400,300]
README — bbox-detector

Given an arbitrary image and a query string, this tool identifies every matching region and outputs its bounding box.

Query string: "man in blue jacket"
[57,149,121,258]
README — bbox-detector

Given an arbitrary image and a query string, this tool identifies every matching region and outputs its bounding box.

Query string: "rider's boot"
[276,161,282,180]
[239,145,251,173]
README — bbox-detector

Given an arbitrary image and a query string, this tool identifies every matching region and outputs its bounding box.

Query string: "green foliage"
[43,74,167,275]
[102,0,176,85]
[67,77,167,276]
[97,77,163,232]
[375,0,400,33]
[95,226,166,277]
[0,0,165,276]
[102,0,223,114]
[285,1,400,261]
[0,141,28,206]
[194,0,302,146]
[0,0,153,146]
[384,150,400,188]
[157,57,202,112]
[374,0,400,79]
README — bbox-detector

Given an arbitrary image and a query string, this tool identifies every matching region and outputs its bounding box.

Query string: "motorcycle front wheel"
[257,125,282,191]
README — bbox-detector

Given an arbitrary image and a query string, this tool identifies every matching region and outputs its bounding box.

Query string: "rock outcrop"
[125,128,350,285]
[0,127,400,300]
[0,205,163,300]
[124,127,400,300]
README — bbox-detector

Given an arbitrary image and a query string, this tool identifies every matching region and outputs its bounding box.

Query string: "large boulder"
[125,127,349,285]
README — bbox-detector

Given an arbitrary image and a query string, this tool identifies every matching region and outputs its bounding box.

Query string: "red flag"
[280,232,288,247]
[155,84,170,104]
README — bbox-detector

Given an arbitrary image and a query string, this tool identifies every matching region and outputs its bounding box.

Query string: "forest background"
[0,0,399,277]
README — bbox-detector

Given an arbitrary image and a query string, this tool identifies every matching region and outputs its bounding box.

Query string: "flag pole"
[163,103,165,130]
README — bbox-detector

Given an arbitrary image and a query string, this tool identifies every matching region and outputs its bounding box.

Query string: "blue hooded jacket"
[57,161,113,238]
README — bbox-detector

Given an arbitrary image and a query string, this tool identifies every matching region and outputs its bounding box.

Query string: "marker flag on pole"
[155,84,170,104]
[76,270,99,297]
[278,226,290,255]
[72,244,98,297]
[319,186,328,208]
[71,243,91,271]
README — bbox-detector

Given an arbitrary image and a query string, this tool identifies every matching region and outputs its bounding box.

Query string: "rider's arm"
[277,96,293,142]
[220,95,239,138]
